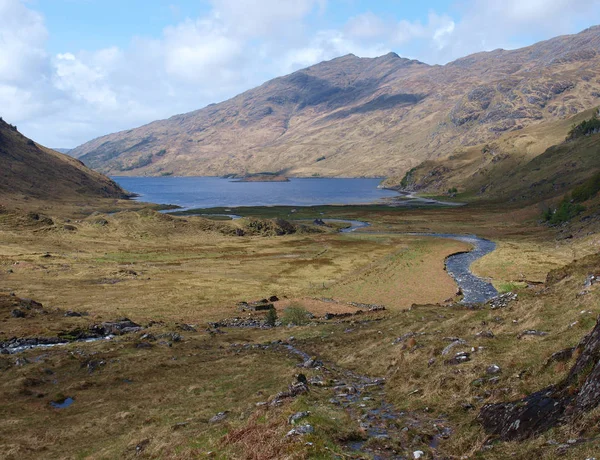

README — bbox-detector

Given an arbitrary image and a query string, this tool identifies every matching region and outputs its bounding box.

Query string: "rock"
[134,342,152,349]
[413,451,425,459]
[91,318,142,336]
[296,373,307,384]
[268,295,279,302]
[486,364,502,375]
[478,315,600,441]
[302,358,322,368]
[288,411,310,425]
[286,424,314,436]
[441,339,466,356]
[11,309,25,318]
[584,274,599,287]
[64,311,82,317]
[177,324,197,332]
[545,347,575,366]
[517,330,549,339]
[313,219,325,226]
[487,293,517,309]
[476,330,495,338]
[445,351,470,365]
[270,382,309,406]
[209,411,229,424]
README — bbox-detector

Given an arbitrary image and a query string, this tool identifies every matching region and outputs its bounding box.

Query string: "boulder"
[478,315,600,440]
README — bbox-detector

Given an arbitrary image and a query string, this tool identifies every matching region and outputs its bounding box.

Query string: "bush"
[543,194,586,225]
[571,171,600,203]
[265,308,278,327]
[567,111,600,140]
[281,305,312,326]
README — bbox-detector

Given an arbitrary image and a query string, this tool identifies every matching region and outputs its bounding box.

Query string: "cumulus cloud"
[1,0,600,147]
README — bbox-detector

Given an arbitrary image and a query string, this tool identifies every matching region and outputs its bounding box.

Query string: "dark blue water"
[112,177,398,209]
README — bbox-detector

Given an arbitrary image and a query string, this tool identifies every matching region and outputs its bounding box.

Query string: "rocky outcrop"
[478,315,600,440]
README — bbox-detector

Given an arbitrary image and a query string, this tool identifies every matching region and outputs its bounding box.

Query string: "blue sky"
[3,0,600,147]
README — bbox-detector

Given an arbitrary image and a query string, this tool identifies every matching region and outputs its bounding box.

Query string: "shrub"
[281,305,312,326]
[567,111,600,140]
[543,194,585,225]
[571,171,600,203]
[265,308,278,327]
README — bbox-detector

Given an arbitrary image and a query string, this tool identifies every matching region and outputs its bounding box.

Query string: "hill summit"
[71,26,600,178]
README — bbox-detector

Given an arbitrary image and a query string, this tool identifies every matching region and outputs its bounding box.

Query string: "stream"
[331,221,498,304]
[276,342,451,459]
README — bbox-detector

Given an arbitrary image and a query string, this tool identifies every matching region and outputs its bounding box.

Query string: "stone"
[441,339,466,356]
[476,330,495,338]
[177,324,197,332]
[286,424,314,436]
[413,451,425,459]
[288,411,310,425]
[478,316,600,440]
[209,411,229,424]
[486,364,502,375]
[445,352,470,365]
[64,311,82,317]
[517,330,549,339]
[268,295,279,302]
[10,309,25,318]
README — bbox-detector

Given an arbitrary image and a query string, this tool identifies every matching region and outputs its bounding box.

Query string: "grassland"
[1,198,599,459]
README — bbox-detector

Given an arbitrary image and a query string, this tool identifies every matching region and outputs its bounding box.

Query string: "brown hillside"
[71,26,600,178]
[0,118,129,208]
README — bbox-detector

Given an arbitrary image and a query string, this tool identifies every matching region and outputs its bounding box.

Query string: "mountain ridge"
[71,26,600,178]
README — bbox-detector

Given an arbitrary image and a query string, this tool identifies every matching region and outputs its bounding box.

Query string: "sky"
[2,0,600,148]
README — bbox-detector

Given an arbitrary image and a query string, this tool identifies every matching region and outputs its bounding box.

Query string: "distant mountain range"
[70,26,600,180]
[52,148,73,155]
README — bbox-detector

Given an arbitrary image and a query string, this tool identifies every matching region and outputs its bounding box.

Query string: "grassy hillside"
[391,109,600,207]
[0,117,130,213]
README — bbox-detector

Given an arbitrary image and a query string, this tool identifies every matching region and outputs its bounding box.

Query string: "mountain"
[53,148,72,155]
[71,26,600,178]
[0,117,129,207]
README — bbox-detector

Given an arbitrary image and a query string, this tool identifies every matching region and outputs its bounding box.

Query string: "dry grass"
[1,202,600,458]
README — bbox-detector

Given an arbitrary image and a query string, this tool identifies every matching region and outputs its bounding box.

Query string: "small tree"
[281,305,312,326]
[265,307,278,327]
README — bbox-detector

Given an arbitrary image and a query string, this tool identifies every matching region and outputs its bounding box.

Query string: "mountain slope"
[390,108,600,204]
[72,26,600,178]
[0,118,128,205]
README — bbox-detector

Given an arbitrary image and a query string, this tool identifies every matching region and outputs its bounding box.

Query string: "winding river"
[333,221,498,304]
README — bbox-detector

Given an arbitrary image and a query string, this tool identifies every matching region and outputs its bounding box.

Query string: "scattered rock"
[286,424,314,436]
[288,411,311,425]
[91,318,142,336]
[270,382,309,406]
[487,293,517,309]
[517,330,549,339]
[478,315,600,440]
[302,357,322,368]
[209,411,229,424]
